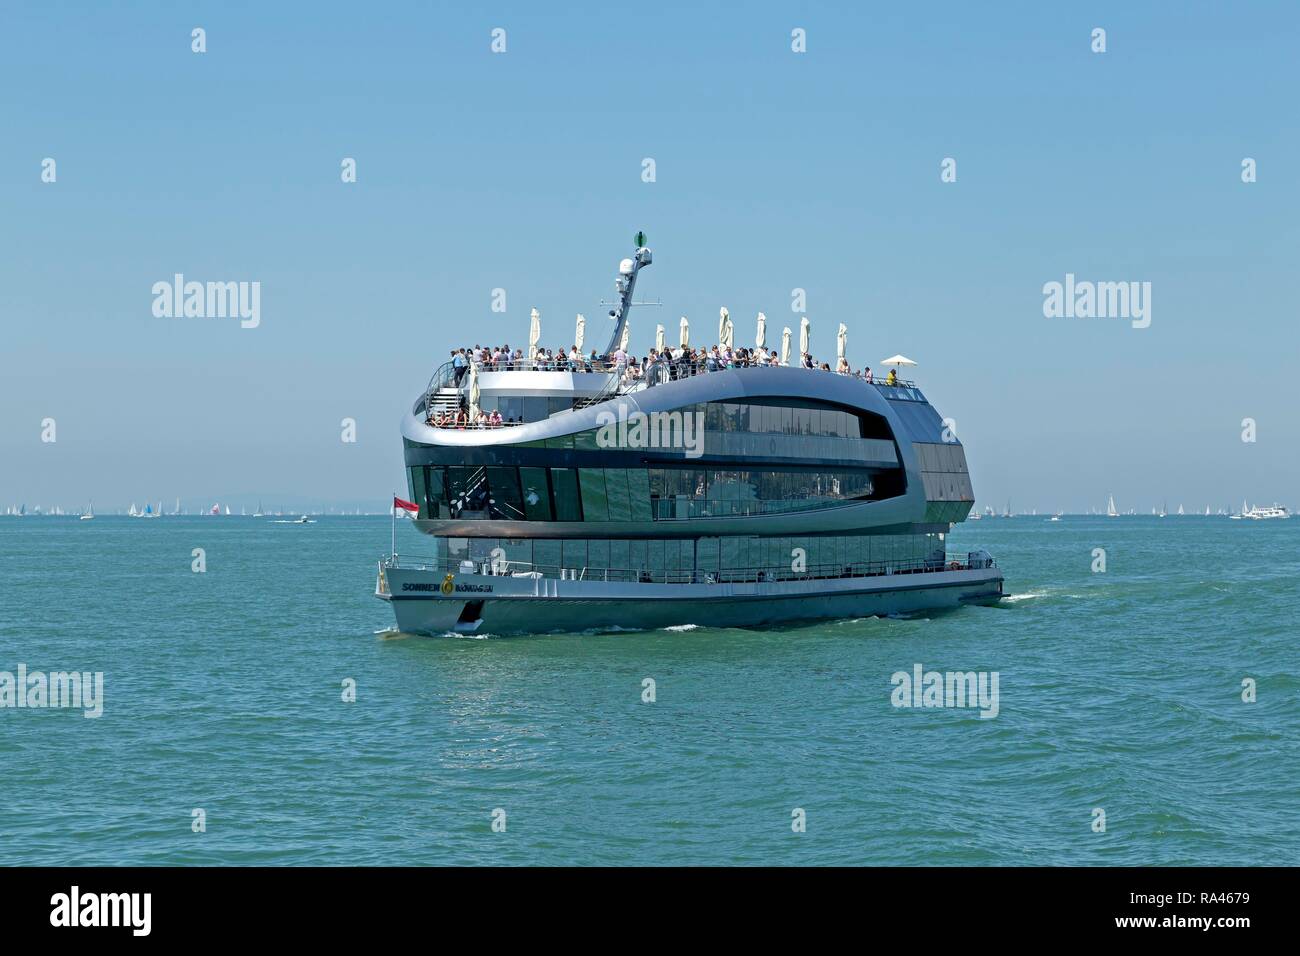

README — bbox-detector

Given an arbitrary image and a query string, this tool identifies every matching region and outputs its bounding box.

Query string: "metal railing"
[383,551,994,585]
[416,356,919,422]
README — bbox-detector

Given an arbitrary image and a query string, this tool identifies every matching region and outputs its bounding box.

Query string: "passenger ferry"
[376,235,1003,635]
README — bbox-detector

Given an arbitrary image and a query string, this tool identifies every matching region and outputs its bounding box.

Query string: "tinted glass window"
[410,466,427,519]
[486,467,524,520]
[446,467,489,517]
[579,469,608,520]
[627,470,652,521]
[523,397,550,422]
[604,469,632,521]
[550,468,583,521]
[425,467,446,519]
[519,467,553,521]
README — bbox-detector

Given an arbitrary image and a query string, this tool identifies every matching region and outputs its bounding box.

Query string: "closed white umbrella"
[528,308,541,363]
[619,318,631,353]
[467,360,480,419]
[679,316,689,347]
[574,313,585,352]
[655,324,666,352]
[880,354,917,366]
[781,327,792,366]
[837,323,847,361]
[755,312,767,350]
[719,307,733,348]
[799,316,810,357]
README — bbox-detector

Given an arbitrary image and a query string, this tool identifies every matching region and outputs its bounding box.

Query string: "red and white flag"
[393,496,419,513]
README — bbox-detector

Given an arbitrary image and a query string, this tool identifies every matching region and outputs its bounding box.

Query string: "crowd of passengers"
[432,344,902,428]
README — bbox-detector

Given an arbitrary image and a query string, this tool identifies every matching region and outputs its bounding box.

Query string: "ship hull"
[379,565,1003,636]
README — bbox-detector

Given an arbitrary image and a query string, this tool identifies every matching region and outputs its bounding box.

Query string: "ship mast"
[602,231,653,357]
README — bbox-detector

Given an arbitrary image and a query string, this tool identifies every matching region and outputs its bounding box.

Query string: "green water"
[1,515,1295,864]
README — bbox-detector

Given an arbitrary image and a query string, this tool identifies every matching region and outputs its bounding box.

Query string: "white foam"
[1003,590,1047,602]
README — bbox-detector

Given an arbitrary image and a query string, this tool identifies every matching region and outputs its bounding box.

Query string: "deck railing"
[416,358,919,424]
[382,552,994,585]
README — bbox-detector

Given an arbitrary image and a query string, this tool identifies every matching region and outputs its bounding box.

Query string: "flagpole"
[391,491,396,560]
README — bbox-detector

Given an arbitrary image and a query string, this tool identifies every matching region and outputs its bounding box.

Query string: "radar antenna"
[602,232,653,357]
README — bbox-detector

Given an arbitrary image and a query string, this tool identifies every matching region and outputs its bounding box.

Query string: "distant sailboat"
[80,500,95,520]
[1177,504,1184,516]
[210,503,220,515]
[1107,494,1119,517]
[225,506,231,516]
[253,501,265,518]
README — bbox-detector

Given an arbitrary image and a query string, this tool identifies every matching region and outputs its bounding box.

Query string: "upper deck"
[414,355,922,430]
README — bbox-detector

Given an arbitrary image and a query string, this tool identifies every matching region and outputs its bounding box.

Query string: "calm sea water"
[1,514,1296,865]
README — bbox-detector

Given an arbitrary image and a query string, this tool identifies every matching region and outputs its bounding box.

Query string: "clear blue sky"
[2,1,1296,513]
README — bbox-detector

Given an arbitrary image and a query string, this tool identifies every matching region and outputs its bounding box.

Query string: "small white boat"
[1243,504,1289,520]
[80,501,94,520]
[1106,495,1119,517]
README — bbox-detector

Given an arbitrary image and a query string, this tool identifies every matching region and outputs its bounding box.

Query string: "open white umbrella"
[799,316,810,358]
[574,314,585,352]
[719,307,733,348]
[528,308,541,363]
[755,312,767,350]
[781,327,792,366]
[880,354,917,367]
[467,360,480,420]
[655,324,666,352]
[837,323,847,362]
[679,316,689,347]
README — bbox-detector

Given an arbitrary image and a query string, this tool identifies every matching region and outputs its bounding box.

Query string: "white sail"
[1107,495,1118,517]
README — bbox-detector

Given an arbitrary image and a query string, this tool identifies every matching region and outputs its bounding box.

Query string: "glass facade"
[700,401,866,438]
[431,532,946,581]
[476,395,573,423]
[913,442,974,523]
[408,463,892,522]
[519,399,894,448]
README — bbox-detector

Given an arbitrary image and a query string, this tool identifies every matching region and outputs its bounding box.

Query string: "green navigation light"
[635,231,647,248]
